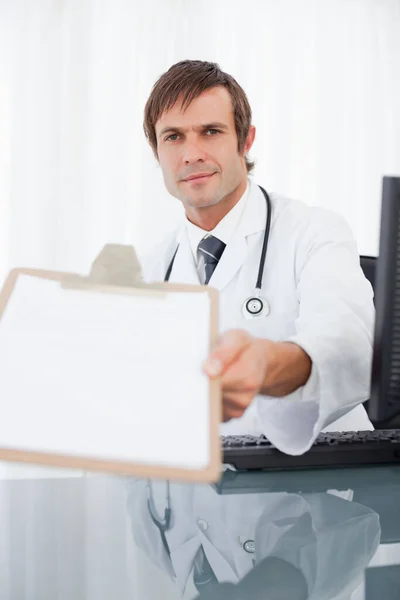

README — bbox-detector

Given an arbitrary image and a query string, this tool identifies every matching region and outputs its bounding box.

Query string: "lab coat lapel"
[168,227,200,285]
[209,181,268,292]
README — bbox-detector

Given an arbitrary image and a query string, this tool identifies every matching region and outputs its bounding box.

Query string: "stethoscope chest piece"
[242,295,270,319]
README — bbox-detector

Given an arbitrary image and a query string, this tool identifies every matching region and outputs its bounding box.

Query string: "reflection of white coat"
[143,179,375,455]
[126,480,381,599]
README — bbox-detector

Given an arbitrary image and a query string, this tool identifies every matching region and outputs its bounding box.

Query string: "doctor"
[142,59,375,455]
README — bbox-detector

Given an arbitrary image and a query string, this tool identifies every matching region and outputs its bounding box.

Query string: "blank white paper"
[0,275,211,470]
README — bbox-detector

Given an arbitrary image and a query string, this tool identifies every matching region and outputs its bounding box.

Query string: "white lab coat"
[126,479,380,599]
[143,179,375,455]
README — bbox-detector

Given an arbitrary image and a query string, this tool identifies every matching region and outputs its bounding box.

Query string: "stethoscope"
[164,185,272,319]
[146,478,256,584]
[147,480,172,555]
[147,479,218,588]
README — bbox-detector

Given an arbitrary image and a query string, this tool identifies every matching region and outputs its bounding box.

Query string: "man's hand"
[203,329,312,422]
[203,330,269,421]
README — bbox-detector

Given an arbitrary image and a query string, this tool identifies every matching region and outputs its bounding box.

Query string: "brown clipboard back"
[0,245,222,483]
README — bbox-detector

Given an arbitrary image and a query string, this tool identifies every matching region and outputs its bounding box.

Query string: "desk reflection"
[126,476,381,599]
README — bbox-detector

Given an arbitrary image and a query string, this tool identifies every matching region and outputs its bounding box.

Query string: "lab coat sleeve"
[256,208,375,455]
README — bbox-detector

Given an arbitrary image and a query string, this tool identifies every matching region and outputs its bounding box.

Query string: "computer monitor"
[369,176,400,424]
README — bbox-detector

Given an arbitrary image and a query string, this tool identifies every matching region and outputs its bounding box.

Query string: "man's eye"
[165,129,220,142]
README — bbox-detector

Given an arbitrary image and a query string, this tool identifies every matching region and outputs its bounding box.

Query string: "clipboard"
[0,245,222,482]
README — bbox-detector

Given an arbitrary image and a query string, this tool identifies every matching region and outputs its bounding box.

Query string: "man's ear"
[149,142,159,163]
[244,125,256,155]
[149,140,157,155]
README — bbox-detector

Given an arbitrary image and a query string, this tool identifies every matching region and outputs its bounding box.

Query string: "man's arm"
[260,340,312,396]
[205,207,374,452]
[203,330,311,422]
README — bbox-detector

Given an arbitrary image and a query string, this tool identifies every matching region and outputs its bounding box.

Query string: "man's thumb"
[203,330,251,377]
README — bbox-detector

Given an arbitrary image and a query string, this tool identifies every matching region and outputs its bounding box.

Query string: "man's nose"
[182,139,208,164]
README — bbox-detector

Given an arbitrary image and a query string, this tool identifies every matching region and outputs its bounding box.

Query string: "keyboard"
[221,430,400,471]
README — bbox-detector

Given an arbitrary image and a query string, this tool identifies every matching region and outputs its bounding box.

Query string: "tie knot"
[198,235,226,265]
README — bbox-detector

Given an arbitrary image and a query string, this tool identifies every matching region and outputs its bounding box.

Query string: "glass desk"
[2,461,400,599]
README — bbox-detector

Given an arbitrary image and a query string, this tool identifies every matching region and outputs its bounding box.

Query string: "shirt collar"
[185,179,250,262]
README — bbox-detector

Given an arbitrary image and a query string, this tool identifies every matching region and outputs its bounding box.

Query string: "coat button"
[197,519,209,532]
[243,539,255,554]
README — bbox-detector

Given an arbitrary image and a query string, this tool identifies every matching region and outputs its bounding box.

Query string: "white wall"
[0,0,399,287]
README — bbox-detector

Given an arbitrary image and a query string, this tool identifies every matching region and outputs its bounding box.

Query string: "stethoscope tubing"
[164,185,272,300]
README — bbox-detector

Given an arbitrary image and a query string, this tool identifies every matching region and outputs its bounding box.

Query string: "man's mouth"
[183,172,216,183]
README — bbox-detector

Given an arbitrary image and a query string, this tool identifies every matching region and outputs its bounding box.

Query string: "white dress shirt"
[185,181,250,284]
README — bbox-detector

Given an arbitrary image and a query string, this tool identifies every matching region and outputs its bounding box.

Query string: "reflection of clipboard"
[0,245,221,482]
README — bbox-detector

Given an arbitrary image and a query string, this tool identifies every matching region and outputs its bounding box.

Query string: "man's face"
[154,86,254,212]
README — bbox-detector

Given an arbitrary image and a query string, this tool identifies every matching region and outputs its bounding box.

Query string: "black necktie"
[198,235,226,284]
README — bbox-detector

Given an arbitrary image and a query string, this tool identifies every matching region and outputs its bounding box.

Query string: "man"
[141,60,374,455]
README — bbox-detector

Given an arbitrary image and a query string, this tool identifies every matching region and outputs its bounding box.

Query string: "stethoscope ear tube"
[241,186,271,318]
[147,480,174,564]
[164,246,179,283]
[147,480,171,531]
[255,187,272,291]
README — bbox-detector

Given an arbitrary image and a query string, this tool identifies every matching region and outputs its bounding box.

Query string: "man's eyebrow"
[158,122,229,138]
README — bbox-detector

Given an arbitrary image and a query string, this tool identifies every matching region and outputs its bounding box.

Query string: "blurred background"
[0,0,399,284]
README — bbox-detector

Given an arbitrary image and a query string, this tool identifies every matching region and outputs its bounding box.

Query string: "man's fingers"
[203,329,252,377]
[220,360,263,395]
[223,391,254,412]
[223,407,247,422]
[222,406,245,422]
[203,331,268,423]
[218,339,267,395]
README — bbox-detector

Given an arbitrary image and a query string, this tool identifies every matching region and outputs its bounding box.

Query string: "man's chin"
[181,191,223,208]
[185,199,221,210]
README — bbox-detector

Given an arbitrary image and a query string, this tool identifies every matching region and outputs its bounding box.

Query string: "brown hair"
[143,60,256,174]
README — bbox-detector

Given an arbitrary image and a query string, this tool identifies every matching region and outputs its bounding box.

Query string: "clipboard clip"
[61,244,165,291]
[60,244,207,297]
